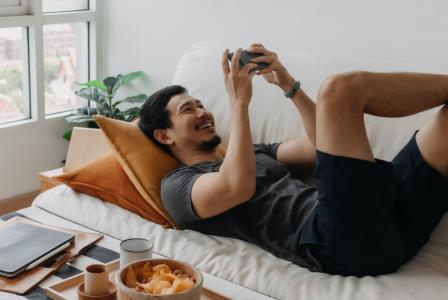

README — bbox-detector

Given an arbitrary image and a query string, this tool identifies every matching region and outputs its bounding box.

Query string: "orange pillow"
[53,152,173,228]
[94,116,179,228]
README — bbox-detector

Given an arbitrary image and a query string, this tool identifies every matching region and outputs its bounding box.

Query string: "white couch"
[30,42,448,300]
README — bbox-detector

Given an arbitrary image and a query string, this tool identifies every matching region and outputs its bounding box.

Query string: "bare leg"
[316,71,448,162]
[416,105,448,177]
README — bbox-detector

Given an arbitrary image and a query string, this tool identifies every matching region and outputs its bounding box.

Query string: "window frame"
[0,0,102,128]
[0,0,30,17]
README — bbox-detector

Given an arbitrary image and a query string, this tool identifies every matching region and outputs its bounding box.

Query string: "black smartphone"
[228,50,269,71]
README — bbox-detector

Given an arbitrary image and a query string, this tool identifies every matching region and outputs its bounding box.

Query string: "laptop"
[0,222,75,278]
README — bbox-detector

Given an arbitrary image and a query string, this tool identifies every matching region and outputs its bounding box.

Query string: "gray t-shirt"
[161,144,320,270]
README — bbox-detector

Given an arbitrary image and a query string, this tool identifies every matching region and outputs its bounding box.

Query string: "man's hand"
[248,43,318,169]
[222,48,257,106]
[189,48,257,219]
[247,43,296,92]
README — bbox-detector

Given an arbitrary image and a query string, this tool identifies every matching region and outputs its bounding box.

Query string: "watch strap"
[284,81,301,98]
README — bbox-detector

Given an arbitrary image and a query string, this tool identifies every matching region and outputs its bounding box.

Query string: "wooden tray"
[45,259,230,300]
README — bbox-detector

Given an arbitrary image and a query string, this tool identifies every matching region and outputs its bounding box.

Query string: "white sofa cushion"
[172,42,438,160]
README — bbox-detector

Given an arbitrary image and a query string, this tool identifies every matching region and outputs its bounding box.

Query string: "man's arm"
[277,82,316,175]
[190,48,257,219]
[248,44,316,173]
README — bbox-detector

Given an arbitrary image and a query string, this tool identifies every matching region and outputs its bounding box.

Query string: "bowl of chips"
[115,258,203,300]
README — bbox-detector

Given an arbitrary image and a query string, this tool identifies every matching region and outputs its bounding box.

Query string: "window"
[0,27,29,123]
[43,23,88,114]
[0,0,101,126]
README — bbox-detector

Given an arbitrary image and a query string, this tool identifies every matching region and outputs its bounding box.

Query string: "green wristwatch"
[284,81,301,98]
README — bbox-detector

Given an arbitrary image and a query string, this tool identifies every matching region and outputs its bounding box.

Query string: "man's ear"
[154,129,173,145]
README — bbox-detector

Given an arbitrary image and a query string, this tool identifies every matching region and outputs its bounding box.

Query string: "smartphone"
[228,50,269,71]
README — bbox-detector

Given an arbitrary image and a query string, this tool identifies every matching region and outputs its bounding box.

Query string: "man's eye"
[183,107,192,112]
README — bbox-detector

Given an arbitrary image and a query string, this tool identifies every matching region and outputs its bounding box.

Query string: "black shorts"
[300,133,448,276]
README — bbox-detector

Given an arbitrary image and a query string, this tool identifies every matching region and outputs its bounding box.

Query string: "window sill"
[45,110,72,120]
[0,110,73,131]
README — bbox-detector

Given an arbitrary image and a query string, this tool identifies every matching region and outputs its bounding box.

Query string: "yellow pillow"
[54,152,173,228]
[94,116,179,228]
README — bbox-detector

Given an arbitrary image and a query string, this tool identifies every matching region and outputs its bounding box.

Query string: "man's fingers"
[249,69,257,80]
[247,46,270,55]
[230,48,242,72]
[256,64,276,75]
[249,42,264,49]
[242,63,258,74]
[250,55,275,64]
[222,49,230,76]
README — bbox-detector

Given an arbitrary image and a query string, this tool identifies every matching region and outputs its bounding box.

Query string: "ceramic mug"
[84,264,109,296]
[119,238,153,268]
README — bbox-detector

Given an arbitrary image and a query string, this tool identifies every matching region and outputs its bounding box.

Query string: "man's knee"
[317,71,369,112]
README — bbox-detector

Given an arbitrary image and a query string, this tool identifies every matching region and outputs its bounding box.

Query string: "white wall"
[102,0,448,92]
[1,0,448,200]
[0,118,69,200]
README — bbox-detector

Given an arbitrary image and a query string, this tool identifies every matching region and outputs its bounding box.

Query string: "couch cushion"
[94,116,179,228]
[54,152,172,228]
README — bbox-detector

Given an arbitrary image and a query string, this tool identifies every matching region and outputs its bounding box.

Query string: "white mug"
[120,238,153,267]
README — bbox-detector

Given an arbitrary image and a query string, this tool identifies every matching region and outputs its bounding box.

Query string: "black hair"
[138,85,187,154]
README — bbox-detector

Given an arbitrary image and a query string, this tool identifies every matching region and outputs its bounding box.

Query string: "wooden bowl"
[115,258,203,300]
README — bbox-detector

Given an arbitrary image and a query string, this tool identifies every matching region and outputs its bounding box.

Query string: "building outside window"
[0,27,27,123]
[43,22,88,114]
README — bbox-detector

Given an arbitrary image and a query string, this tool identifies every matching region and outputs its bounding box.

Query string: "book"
[0,222,75,278]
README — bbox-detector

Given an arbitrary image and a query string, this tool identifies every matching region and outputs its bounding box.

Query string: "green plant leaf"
[88,121,100,128]
[103,76,118,93]
[114,106,141,117]
[112,71,144,94]
[63,129,72,141]
[75,88,108,105]
[96,106,106,115]
[82,79,107,91]
[112,93,148,108]
[75,88,96,100]
[75,88,96,99]
[125,114,139,122]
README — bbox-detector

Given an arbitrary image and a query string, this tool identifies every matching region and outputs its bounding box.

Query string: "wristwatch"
[284,81,301,98]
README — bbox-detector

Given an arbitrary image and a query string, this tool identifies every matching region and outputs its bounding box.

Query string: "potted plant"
[63,71,148,140]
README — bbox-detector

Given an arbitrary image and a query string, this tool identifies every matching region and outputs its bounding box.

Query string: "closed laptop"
[0,222,74,277]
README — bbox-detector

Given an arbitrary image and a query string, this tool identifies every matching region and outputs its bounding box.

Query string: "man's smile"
[195,119,215,132]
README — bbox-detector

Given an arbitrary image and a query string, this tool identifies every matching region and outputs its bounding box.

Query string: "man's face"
[163,93,221,152]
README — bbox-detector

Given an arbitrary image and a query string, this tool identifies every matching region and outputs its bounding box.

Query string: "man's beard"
[198,135,222,151]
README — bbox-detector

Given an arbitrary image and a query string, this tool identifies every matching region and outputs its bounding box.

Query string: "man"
[138,44,448,276]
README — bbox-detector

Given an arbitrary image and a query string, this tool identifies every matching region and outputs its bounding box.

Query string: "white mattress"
[31,185,448,300]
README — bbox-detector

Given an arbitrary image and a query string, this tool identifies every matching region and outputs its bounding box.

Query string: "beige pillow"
[94,116,179,228]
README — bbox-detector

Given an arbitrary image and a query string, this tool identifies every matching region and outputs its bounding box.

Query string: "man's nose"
[197,108,208,118]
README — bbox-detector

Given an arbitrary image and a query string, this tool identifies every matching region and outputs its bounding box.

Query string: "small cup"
[84,264,109,296]
[119,238,153,268]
